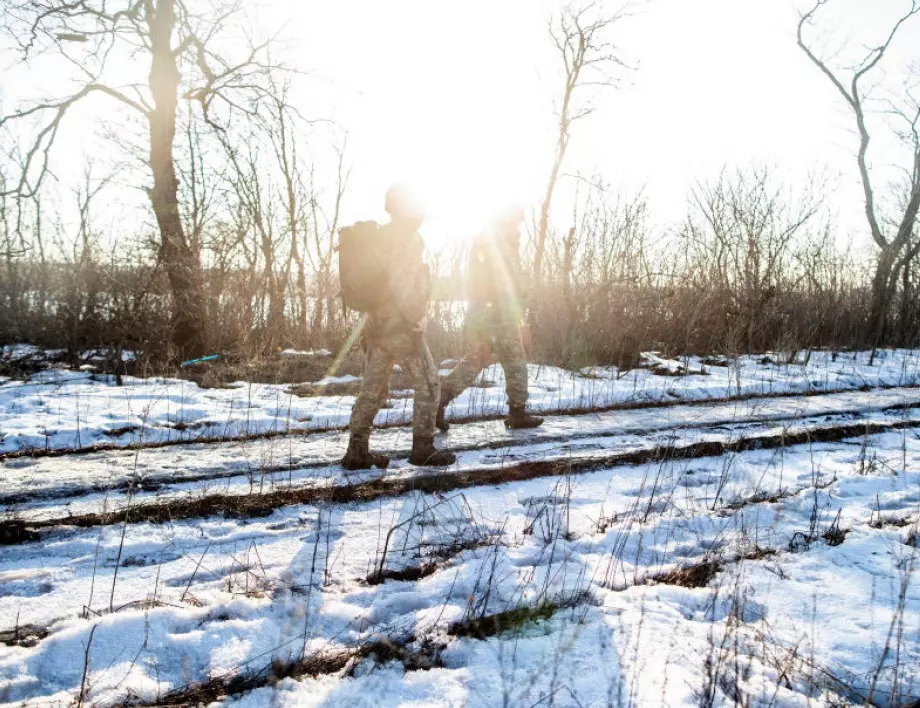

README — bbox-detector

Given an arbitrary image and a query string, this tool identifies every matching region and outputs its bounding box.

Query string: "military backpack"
[337,220,388,312]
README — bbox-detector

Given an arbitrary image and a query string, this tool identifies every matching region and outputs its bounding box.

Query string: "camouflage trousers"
[441,302,528,409]
[350,329,440,441]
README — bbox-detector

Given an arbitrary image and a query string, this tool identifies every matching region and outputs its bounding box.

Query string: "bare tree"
[72,165,110,341]
[178,114,221,259]
[0,0,275,357]
[221,127,290,344]
[306,146,348,340]
[0,144,46,340]
[532,177,653,365]
[533,0,629,286]
[797,0,920,344]
[679,167,823,351]
[267,82,310,335]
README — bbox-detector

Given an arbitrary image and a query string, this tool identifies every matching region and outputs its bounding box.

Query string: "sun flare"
[372,111,547,255]
[296,1,553,255]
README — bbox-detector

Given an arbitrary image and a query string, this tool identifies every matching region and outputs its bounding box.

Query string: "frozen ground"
[2,348,920,455]
[0,350,918,706]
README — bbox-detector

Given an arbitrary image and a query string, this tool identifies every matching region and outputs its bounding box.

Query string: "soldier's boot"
[435,389,455,432]
[505,405,544,429]
[409,436,457,466]
[341,436,390,471]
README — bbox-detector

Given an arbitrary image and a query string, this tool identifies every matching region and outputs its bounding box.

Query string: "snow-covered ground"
[0,350,918,706]
[2,348,920,455]
[5,385,920,523]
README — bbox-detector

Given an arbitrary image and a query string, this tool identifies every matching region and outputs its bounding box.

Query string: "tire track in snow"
[3,381,915,462]
[5,385,920,508]
[4,412,920,543]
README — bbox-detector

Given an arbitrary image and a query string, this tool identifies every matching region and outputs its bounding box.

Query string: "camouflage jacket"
[368,222,431,335]
[467,226,528,313]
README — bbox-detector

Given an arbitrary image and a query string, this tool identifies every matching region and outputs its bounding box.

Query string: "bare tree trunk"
[292,238,309,334]
[534,105,570,288]
[899,250,912,344]
[798,1,920,347]
[869,247,897,344]
[148,0,207,357]
[307,146,348,344]
[261,221,287,343]
[272,90,306,340]
[533,4,627,287]
[310,273,326,340]
[561,225,577,363]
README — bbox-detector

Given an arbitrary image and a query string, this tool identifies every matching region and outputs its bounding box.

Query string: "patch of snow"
[2,417,918,705]
[314,374,361,386]
[281,348,332,358]
[80,349,137,363]
[579,365,617,379]
[1,343,43,360]
[639,351,704,375]
[0,348,920,457]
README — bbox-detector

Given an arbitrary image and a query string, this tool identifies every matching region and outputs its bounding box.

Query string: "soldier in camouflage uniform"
[437,207,543,431]
[342,184,456,470]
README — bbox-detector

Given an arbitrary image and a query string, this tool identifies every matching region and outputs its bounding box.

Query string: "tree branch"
[796,0,904,249]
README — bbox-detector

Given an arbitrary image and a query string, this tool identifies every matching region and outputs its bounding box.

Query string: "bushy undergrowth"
[3,169,916,372]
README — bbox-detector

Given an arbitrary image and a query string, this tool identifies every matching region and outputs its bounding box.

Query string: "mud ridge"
[366,538,488,585]
[6,391,920,508]
[647,547,779,588]
[136,594,588,707]
[131,632,448,706]
[2,416,917,544]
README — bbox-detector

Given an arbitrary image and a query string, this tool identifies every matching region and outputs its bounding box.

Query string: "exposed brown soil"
[447,595,588,639]
[650,559,725,588]
[0,623,50,648]
[133,633,443,706]
[148,595,588,706]
[0,520,40,544]
[648,547,779,588]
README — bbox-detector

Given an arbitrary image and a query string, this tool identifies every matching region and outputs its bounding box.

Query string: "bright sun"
[379,111,548,255]
[286,0,554,256]
[407,157,535,255]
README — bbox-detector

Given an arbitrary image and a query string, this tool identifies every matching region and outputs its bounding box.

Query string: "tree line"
[1,0,918,369]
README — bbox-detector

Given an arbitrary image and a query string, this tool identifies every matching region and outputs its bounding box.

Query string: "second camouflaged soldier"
[339,184,456,470]
[437,207,544,431]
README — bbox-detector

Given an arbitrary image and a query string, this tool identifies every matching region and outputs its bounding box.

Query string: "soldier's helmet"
[385,182,425,221]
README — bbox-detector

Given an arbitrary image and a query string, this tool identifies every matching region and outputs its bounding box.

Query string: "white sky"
[268,0,920,251]
[3,0,920,253]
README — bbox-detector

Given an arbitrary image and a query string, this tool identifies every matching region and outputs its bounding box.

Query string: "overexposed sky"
[2,0,919,252]
[272,0,920,249]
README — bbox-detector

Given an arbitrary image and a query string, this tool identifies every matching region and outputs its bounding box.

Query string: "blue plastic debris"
[180,354,220,367]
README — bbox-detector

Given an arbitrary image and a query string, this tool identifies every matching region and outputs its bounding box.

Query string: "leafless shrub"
[369,493,495,585]
[522,476,574,544]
